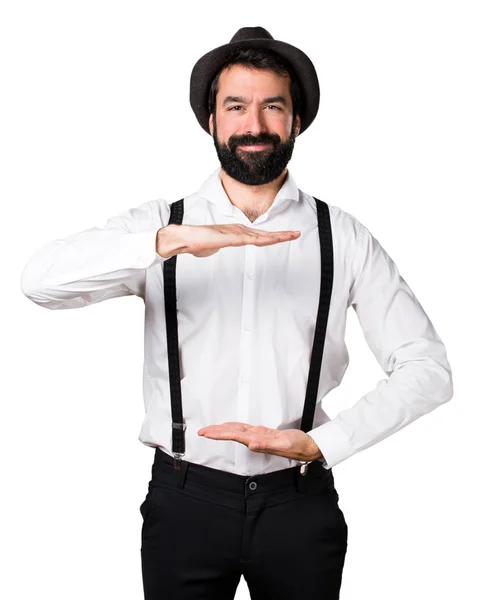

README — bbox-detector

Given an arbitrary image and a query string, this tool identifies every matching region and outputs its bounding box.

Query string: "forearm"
[308,221,453,470]
[308,349,453,469]
[21,200,170,309]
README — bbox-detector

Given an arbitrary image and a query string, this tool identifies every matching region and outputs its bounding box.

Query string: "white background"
[2,1,477,598]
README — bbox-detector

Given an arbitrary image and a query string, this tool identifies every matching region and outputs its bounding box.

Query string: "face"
[209,64,301,186]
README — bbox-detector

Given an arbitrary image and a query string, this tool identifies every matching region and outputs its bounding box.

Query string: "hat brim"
[190,38,319,135]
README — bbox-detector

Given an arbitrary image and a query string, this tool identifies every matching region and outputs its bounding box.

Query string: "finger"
[219,225,293,236]
[199,425,252,437]
[200,425,257,440]
[227,231,301,248]
[220,422,254,429]
[241,229,301,239]
[251,231,301,245]
[232,225,301,237]
[239,228,300,237]
[199,422,252,432]
[201,430,253,444]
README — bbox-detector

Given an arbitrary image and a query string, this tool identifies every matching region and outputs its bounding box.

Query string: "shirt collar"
[198,167,300,217]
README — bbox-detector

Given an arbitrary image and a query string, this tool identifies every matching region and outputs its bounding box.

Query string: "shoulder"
[132,189,209,228]
[103,197,172,232]
[143,198,172,226]
[300,191,366,245]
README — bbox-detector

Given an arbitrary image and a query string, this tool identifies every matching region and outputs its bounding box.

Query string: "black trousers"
[140,448,348,599]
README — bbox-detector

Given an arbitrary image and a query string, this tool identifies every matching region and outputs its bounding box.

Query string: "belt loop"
[176,459,188,489]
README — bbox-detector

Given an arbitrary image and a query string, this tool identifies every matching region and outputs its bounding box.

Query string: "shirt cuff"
[131,229,169,268]
[307,420,353,470]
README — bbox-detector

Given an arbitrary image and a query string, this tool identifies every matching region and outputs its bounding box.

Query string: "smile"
[238,144,272,151]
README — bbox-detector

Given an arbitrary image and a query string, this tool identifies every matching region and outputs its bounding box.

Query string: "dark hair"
[208,47,302,124]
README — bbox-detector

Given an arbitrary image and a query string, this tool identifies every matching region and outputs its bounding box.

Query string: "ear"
[208,114,214,136]
[294,115,301,137]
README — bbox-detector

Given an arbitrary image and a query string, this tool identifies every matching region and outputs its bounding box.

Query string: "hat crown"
[229,26,274,44]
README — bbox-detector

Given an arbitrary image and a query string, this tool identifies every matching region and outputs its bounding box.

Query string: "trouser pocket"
[140,483,154,521]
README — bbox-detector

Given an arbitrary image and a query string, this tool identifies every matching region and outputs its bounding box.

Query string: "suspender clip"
[173,452,185,470]
[172,422,186,470]
[299,461,309,476]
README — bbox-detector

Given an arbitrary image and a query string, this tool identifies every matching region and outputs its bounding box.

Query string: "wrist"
[156,224,185,259]
[305,433,323,461]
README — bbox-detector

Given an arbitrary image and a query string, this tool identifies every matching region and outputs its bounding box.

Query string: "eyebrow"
[222,95,288,107]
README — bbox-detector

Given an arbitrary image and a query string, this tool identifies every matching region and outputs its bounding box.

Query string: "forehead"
[217,64,292,102]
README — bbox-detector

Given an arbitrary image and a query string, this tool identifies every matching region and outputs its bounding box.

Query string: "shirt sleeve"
[307,222,454,469]
[20,199,171,310]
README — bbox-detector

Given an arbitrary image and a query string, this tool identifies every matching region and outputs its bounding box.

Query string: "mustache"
[228,133,281,153]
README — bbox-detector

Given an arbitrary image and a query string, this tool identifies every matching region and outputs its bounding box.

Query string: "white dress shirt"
[20,167,453,475]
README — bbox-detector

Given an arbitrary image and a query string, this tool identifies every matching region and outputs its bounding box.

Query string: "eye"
[228,105,244,111]
[266,105,281,111]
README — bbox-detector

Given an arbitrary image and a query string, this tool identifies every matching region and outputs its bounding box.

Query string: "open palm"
[197,421,321,462]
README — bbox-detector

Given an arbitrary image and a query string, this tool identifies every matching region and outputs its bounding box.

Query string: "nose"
[243,105,267,136]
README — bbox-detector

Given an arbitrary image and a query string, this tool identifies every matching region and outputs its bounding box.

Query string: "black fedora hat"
[190,26,320,136]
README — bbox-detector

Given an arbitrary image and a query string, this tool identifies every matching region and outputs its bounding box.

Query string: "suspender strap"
[164,199,185,468]
[297,197,333,489]
[300,197,334,433]
[163,196,334,474]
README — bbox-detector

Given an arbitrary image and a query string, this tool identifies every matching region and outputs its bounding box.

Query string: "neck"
[219,168,288,223]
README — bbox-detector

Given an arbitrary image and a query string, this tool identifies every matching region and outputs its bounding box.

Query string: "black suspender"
[301,199,334,433]
[163,200,186,462]
[163,197,334,472]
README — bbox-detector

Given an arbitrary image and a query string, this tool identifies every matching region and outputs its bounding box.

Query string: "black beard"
[212,122,296,186]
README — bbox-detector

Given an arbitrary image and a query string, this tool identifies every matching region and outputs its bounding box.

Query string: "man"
[21,26,453,600]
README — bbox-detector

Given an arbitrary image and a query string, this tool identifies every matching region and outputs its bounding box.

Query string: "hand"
[197,422,323,462]
[157,223,301,259]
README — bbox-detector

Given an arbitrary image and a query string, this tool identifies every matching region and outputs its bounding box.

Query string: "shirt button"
[244,325,251,331]
[248,481,257,491]
[247,273,253,280]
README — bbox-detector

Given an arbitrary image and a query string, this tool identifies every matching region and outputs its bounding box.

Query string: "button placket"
[235,246,257,474]
[237,246,256,394]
